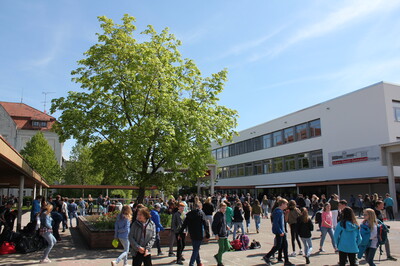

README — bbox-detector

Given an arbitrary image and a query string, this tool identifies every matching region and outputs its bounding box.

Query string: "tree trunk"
[137,186,145,203]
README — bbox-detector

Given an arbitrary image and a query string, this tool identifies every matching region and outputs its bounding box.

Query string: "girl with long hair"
[261,195,269,218]
[319,203,337,252]
[39,203,56,264]
[286,200,302,257]
[358,208,378,266]
[112,205,133,266]
[334,207,361,266]
[297,208,313,264]
[243,201,252,233]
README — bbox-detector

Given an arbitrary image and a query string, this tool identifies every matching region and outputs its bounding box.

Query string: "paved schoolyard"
[1,213,399,266]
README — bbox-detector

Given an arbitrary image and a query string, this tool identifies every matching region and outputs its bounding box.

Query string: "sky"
[1,0,400,159]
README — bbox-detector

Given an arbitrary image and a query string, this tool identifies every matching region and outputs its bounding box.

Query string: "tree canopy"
[51,14,237,201]
[20,132,61,184]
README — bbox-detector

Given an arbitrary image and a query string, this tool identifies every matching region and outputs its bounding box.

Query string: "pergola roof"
[0,135,49,188]
[50,184,157,190]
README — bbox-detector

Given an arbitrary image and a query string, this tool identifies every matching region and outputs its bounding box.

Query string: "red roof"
[0,102,56,131]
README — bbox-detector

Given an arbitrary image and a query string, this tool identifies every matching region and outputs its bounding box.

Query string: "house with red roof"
[0,102,63,166]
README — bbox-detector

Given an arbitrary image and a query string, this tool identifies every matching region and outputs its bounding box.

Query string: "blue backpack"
[377,220,389,245]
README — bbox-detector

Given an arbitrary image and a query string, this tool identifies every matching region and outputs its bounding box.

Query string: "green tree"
[63,143,103,187]
[51,15,237,202]
[20,132,61,184]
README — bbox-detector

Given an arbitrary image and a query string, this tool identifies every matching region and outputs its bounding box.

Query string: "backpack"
[377,220,389,245]
[16,234,46,254]
[0,242,16,255]
[230,239,242,251]
[239,234,250,250]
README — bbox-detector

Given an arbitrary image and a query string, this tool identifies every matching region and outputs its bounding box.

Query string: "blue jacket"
[358,222,371,258]
[40,211,53,229]
[30,199,41,222]
[150,210,164,233]
[271,208,285,235]
[114,214,131,239]
[334,221,362,254]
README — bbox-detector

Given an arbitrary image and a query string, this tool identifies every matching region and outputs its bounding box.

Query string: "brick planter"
[77,216,208,249]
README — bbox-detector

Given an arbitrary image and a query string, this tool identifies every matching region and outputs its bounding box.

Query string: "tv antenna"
[20,88,24,103]
[42,91,55,113]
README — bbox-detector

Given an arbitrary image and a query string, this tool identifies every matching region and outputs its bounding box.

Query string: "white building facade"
[211,82,400,205]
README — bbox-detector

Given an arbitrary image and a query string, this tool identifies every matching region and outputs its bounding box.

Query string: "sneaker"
[111,261,117,266]
[290,252,296,257]
[176,260,183,265]
[305,257,310,264]
[263,255,272,266]
[158,252,164,256]
[284,261,295,266]
[40,259,51,264]
[169,252,175,257]
[299,250,303,255]
[180,256,185,261]
[123,264,131,266]
[387,256,397,261]
[214,254,218,263]
[319,248,325,252]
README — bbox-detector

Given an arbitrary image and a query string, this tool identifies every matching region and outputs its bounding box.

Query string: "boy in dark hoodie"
[263,199,294,266]
[212,202,231,266]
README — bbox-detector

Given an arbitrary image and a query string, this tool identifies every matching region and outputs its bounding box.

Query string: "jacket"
[171,211,185,233]
[287,208,301,225]
[251,204,262,216]
[334,221,362,254]
[225,207,233,224]
[202,203,214,216]
[40,211,53,229]
[212,211,227,238]
[178,209,210,241]
[271,208,285,235]
[243,205,251,220]
[296,217,313,238]
[358,222,372,259]
[150,210,164,233]
[129,219,156,256]
[115,214,131,239]
[232,207,244,223]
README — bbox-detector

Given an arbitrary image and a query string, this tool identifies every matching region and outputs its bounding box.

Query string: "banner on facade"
[329,145,380,166]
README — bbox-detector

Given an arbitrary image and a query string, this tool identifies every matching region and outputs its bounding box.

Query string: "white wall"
[0,105,17,147]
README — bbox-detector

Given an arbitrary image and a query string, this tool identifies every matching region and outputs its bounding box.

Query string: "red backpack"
[230,239,242,251]
[0,242,16,255]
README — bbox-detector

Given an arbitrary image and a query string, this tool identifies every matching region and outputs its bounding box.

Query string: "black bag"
[249,239,261,249]
[20,221,37,236]
[16,234,46,254]
[0,229,21,244]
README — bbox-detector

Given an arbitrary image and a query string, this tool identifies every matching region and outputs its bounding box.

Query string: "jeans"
[301,237,312,257]
[42,231,56,260]
[216,238,230,264]
[176,233,186,261]
[320,227,336,249]
[331,210,338,229]
[232,222,244,240]
[189,240,202,266]
[339,251,356,266]
[263,206,269,217]
[205,215,213,236]
[289,223,302,252]
[132,253,152,266]
[79,207,86,216]
[245,219,251,230]
[266,234,289,262]
[365,247,377,266]
[254,215,261,231]
[52,220,61,241]
[386,206,394,220]
[116,238,130,265]
[69,212,78,227]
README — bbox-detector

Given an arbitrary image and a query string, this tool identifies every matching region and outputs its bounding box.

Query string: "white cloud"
[249,0,400,62]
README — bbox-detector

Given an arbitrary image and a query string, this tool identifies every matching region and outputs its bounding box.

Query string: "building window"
[263,134,272,149]
[237,164,245,176]
[272,131,283,146]
[273,157,283,173]
[237,142,245,154]
[32,121,40,127]
[220,167,229,179]
[393,101,400,121]
[296,123,308,140]
[254,136,263,151]
[297,153,310,169]
[216,148,223,159]
[229,144,236,157]
[284,127,295,143]
[309,119,321,137]
[245,163,253,176]
[310,150,323,168]
[284,155,296,171]
[40,121,47,127]
[223,146,229,158]
[263,159,273,174]
[245,139,254,153]
[254,161,263,175]
[211,150,217,160]
[229,166,237,177]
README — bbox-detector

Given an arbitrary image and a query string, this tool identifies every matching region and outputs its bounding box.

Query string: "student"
[31,195,42,223]
[329,194,339,229]
[358,208,378,266]
[297,208,313,264]
[384,193,395,221]
[286,200,302,257]
[61,197,69,232]
[68,199,78,228]
[374,201,397,261]
[39,203,57,264]
[261,195,269,218]
[319,203,337,252]
[202,197,214,237]
[232,202,245,240]
[263,199,294,266]
[243,201,251,233]
[224,201,233,235]
[129,207,156,266]
[112,206,132,266]
[251,199,262,233]
[172,203,186,264]
[334,207,361,266]
[150,203,164,256]
[212,202,231,266]
[178,202,210,266]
